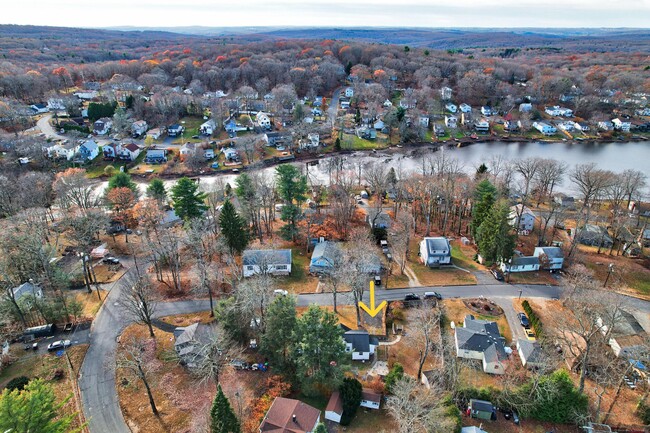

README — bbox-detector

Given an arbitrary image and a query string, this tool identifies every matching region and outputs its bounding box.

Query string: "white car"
[273,289,289,296]
[47,340,71,351]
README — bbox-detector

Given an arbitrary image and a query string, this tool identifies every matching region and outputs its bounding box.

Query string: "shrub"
[522,300,543,338]
[384,363,404,394]
[51,369,65,381]
[637,400,650,425]
[339,377,362,426]
[5,376,30,391]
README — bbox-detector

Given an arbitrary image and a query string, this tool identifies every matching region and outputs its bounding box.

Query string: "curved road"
[79,265,650,433]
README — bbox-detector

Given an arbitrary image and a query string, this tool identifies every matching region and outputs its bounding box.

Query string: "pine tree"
[107,172,138,196]
[146,178,167,203]
[0,379,78,433]
[171,177,207,221]
[275,164,308,241]
[260,295,297,375]
[339,377,362,425]
[476,201,516,264]
[219,200,250,255]
[210,384,240,433]
[314,423,328,433]
[470,190,495,239]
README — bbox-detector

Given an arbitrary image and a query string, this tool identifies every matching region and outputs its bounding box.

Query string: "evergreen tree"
[293,305,346,393]
[210,384,240,433]
[334,137,341,151]
[314,423,328,433]
[0,379,79,433]
[146,178,167,203]
[476,201,516,264]
[107,171,138,196]
[345,61,353,75]
[339,377,362,425]
[171,177,207,221]
[387,167,398,186]
[384,362,404,393]
[219,200,250,255]
[470,179,498,239]
[275,164,308,241]
[260,295,298,375]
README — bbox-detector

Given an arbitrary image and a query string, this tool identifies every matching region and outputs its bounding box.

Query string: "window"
[247,266,254,270]
[276,265,288,270]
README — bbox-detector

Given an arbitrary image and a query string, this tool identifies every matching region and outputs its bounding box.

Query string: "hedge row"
[522,300,543,338]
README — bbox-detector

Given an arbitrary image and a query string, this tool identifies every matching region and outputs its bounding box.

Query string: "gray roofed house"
[309,241,339,274]
[455,315,507,374]
[577,224,613,248]
[367,211,391,229]
[174,323,217,368]
[597,310,648,357]
[343,329,379,361]
[242,249,292,277]
[12,281,43,303]
[469,399,496,420]
[501,255,540,273]
[517,338,544,368]
[419,237,452,267]
[533,246,564,270]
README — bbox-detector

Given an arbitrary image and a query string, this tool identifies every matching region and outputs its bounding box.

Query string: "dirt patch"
[507,270,560,286]
[158,311,215,327]
[463,298,504,317]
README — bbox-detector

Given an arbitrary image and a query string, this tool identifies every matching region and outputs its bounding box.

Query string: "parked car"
[230,359,250,370]
[47,340,71,352]
[404,293,421,303]
[102,256,120,264]
[525,329,536,341]
[424,291,442,300]
[211,162,219,169]
[490,268,504,281]
[374,275,381,286]
[518,313,530,328]
[273,289,288,296]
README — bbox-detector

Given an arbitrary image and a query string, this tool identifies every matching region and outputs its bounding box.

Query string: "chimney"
[292,414,297,423]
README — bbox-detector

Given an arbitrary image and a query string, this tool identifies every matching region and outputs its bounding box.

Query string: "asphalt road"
[78,259,650,433]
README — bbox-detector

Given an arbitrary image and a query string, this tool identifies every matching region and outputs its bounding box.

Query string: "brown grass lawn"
[0,344,89,432]
[73,289,107,319]
[578,247,650,298]
[91,262,127,284]
[385,309,441,377]
[409,261,477,286]
[442,298,512,345]
[159,311,215,327]
[329,408,398,433]
[507,270,559,286]
[116,323,271,433]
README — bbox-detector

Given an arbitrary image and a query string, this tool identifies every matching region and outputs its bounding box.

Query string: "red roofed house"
[324,391,343,423]
[260,397,321,433]
[360,388,381,410]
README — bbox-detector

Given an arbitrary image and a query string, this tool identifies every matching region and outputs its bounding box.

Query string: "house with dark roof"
[366,211,391,229]
[517,339,544,368]
[259,397,321,433]
[325,391,343,423]
[242,249,292,277]
[628,201,650,218]
[455,315,507,374]
[93,118,112,135]
[343,329,379,361]
[419,237,451,267]
[533,247,564,271]
[597,310,648,357]
[468,399,496,420]
[173,323,217,368]
[119,142,141,161]
[167,124,185,137]
[577,224,613,248]
[554,193,575,208]
[145,148,167,163]
[360,389,381,410]
[500,255,540,274]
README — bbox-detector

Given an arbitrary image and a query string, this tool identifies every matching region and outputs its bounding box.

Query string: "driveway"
[36,113,66,141]
[493,297,528,342]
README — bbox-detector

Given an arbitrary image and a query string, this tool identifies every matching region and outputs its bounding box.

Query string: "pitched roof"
[423,237,450,255]
[470,399,493,412]
[325,391,343,415]
[517,338,542,364]
[260,397,320,433]
[361,389,381,404]
[344,329,371,353]
[536,247,563,259]
[310,241,338,267]
[124,142,140,152]
[243,249,292,267]
[457,317,507,361]
[511,256,540,267]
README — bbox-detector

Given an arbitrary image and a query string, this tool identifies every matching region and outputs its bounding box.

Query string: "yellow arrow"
[358,280,387,318]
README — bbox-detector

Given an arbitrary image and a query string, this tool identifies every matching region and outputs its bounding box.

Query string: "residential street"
[78,259,650,433]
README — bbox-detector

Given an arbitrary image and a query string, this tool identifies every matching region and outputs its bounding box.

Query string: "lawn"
[276,248,320,294]
[340,133,389,150]
[507,271,559,286]
[451,242,478,270]
[159,311,215,327]
[409,260,477,286]
[0,344,89,432]
[442,298,512,344]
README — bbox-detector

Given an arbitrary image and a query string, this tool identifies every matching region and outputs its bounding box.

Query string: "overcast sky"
[2,0,649,28]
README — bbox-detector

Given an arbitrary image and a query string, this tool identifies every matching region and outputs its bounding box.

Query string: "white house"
[544,106,573,117]
[509,204,536,232]
[325,392,343,423]
[345,87,354,98]
[119,142,141,161]
[47,98,65,111]
[445,115,458,128]
[146,128,163,140]
[343,330,378,361]
[11,281,43,303]
[73,91,98,100]
[533,121,557,136]
[242,249,292,277]
[519,102,533,112]
[419,116,430,127]
[222,147,239,162]
[180,142,198,157]
[167,124,184,137]
[256,112,272,129]
[501,256,540,273]
[459,103,472,113]
[93,118,112,135]
[440,86,453,100]
[360,389,381,410]
[598,121,614,131]
[30,104,49,114]
[445,103,458,113]
[51,142,79,160]
[199,119,217,135]
[455,315,507,375]
[145,148,167,163]
[612,118,631,132]
[419,237,451,267]
[131,120,148,137]
[474,118,489,133]
[517,339,544,368]
[533,246,564,271]
[481,106,493,116]
[383,99,393,107]
[204,148,215,159]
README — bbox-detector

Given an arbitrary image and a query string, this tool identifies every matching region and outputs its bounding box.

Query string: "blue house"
[309,241,338,274]
[79,140,99,161]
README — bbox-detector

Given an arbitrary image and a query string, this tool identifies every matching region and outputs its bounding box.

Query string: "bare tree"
[411,305,442,381]
[192,327,242,385]
[533,159,567,206]
[120,260,158,338]
[234,273,276,334]
[620,169,647,209]
[187,218,218,315]
[115,337,160,416]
